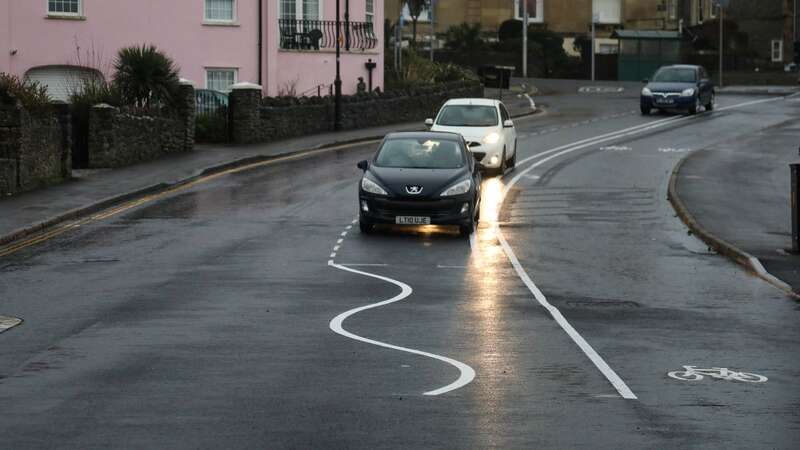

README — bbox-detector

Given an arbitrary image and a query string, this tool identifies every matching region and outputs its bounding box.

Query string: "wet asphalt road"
[1,89,799,449]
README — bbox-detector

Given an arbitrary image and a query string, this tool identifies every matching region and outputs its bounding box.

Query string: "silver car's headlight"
[361,177,387,195]
[641,87,653,96]
[440,179,472,197]
[681,88,696,97]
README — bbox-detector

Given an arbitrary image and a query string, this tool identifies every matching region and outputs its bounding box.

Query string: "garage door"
[25,66,102,102]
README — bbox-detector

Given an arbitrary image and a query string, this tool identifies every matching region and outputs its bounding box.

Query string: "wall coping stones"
[179,78,195,87]
[231,82,263,91]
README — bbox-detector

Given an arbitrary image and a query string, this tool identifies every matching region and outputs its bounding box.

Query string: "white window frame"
[47,0,82,17]
[205,68,239,93]
[514,0,544,24]
[204,0,238,24]
[771,40,784,62]
[366,0,375,23]
[279,0,323,21]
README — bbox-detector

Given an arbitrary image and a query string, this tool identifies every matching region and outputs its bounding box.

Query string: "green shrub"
[387,50,478,89]
[113,44,180,110]
[443,23,486,53]
[0,72,52,112]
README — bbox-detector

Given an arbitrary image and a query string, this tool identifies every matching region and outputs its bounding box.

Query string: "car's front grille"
[371,198,462,218]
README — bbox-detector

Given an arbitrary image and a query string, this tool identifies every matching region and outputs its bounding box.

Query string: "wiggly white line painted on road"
[328,261,476,396]
[491,95,790,400]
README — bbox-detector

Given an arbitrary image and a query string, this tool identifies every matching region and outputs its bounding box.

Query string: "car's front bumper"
[466,142,504,169]
[359,194,475,226]
[641,95,696,110]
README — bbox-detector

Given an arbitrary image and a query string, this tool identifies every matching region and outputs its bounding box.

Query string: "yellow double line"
[0,140,381,258]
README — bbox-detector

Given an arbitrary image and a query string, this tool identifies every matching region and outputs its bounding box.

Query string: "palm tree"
[404,0,430,46]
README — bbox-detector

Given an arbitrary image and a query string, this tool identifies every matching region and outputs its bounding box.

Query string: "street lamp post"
[718,4,724,87]
[522,0,528,78]
[334,0,342,131]
[591,13,597,82]
[430,0,436,61]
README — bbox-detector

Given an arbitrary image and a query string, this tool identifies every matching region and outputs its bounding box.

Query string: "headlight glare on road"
[441,179,472,197]
[483,132,501,145]
[641,87,653,96]
[361,177,387,195]
[681,88,696,97]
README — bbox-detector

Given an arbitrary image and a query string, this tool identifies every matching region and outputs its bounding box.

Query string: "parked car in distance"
[640,65,715,115]
[425,98,517,175]
[356,132,482,237]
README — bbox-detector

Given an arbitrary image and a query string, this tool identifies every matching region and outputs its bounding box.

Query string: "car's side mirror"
[503,119,514,128]
[424,118,434,127]
[357,160,369,171]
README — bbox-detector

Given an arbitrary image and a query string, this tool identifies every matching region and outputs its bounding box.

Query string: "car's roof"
[659,64,700,70]
[384,131,463,141]
[442,98,500,107]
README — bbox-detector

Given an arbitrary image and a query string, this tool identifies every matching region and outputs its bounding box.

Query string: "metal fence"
[195,89,229,143]
[278,19,378,51]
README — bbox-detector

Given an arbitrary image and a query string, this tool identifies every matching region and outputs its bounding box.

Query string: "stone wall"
[0,93,69,196]
[229,81,484,145]
[87,81,195,169]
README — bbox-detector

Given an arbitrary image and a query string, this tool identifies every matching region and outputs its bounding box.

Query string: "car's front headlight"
[361,177,387,195]
[440,179,472,197]
[641,87,653,96]
[681,88,696,97]
[482,132,501,145]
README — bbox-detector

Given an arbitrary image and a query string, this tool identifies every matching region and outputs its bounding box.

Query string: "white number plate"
[396,216,431,225]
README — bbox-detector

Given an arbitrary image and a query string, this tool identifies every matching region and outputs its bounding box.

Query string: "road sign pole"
[719,6,724,87]
[792,163,799,253]
[591,18,596,82]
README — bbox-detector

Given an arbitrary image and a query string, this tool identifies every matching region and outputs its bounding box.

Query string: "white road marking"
[340,263,389,267]
[341,231,348,237]
[523,93,536,110]
[437,265,468,269]
[494,95,790,400]
[333,245,340,251]
[346,225,353,230]
[0,316,22,334]
[667,366,767,383]
[600,145,632,152]
[330,253,337,258]
[337,239,344,244]
[328,262,476,396]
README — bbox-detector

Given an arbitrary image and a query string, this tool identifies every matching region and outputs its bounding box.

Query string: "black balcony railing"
[278,19,378,51]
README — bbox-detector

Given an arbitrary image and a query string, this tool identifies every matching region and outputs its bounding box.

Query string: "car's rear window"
[374,138,465,169]
[436,105,498,127]
[652,68,697,83]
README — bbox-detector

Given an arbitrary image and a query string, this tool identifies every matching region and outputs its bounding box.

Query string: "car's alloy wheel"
[508,141,517,169]
[705,93,715,111]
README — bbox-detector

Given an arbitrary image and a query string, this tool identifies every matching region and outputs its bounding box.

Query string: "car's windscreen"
[436,105,498,127]
[652,68,697,83]
[374,138,465,169]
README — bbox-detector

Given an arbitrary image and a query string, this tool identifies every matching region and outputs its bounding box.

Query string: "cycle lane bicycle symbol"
[668,366,768,383]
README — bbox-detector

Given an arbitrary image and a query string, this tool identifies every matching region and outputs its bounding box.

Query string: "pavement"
[1,87,799,448]
[673,117,800,294]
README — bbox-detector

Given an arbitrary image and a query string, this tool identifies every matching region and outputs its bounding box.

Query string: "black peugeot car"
[640,64,715,115]
[357,132,482,237]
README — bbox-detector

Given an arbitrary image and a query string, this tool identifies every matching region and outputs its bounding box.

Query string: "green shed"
[613,30,682,82]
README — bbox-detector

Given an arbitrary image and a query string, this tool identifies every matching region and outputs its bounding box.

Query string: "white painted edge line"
[495,95,790,400]
[328,262,476,396]
[747,256,794,293]
[0,316,23,334]
[523,93,536,110]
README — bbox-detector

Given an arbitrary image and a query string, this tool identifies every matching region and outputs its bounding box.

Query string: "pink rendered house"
[0,0,384,100]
